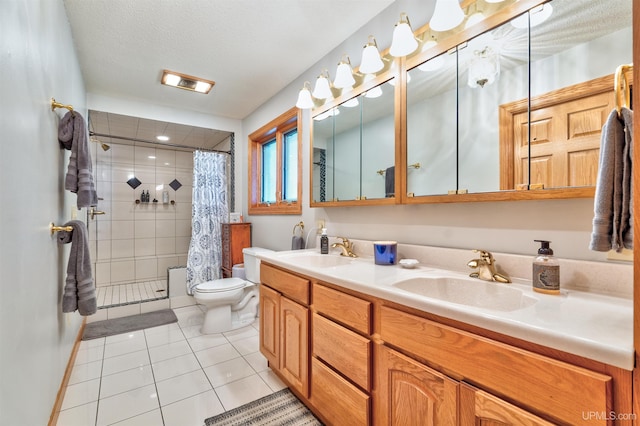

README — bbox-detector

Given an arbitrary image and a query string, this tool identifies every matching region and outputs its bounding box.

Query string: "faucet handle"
[337,236,350,244]
[472,249,494,263]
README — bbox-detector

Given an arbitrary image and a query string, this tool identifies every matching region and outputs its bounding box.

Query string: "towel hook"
[614,64,632,117]
[51,98,74,113]
[49,222,73,235]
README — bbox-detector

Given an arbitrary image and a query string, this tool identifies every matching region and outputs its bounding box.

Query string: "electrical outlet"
[317,219,325,233]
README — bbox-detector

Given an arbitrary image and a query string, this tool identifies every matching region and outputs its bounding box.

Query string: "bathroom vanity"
[257,249,633,425]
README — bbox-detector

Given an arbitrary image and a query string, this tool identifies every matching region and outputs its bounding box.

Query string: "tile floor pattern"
[96,280,168,309]
[56,305,286,426]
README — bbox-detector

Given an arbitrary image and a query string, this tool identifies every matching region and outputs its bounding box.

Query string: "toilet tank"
[242,247,273,283]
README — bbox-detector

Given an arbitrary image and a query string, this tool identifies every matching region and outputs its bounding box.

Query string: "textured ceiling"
[63,0,396,120]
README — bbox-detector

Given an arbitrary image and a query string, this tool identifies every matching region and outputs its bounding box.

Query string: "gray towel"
[57,220,97,316]
[590,107,634,252]
[291,236,304,250]
[58,111,98,209]
[385,166,395,197]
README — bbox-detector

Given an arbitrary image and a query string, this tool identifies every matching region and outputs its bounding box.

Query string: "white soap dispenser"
[533,240,560,295]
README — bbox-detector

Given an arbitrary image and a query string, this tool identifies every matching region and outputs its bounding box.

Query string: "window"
[249,107,302,214]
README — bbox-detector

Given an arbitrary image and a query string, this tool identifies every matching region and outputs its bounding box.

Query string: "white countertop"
[257,249,634,370]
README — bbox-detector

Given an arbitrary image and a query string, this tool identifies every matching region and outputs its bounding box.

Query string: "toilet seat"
[196,278,246,293]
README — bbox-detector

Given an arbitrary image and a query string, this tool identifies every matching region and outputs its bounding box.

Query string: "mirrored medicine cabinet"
[310,0,633,207]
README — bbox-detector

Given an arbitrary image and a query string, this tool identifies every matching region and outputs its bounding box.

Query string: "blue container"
[374,241,398,265]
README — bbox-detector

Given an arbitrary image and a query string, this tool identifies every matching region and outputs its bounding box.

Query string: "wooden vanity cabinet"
[259,263,310,398]
[375,344,458,425]
[459,383,554,426]
[258,265,629,426]
[310,283,373,425]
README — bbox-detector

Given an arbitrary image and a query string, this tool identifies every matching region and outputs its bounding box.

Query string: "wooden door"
[375,344,457,426]
[259,285,280,368]
[513,90,613,189]
[280,296,309,397]
[459,383,555,426]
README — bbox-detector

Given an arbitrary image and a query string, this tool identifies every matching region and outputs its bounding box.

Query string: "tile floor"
[96,280,168,309]
[56,305,286,426]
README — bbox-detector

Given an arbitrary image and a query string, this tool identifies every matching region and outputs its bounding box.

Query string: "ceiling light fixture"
[312,70,333,100]
[390,13,418,57]
[360,36,385,74]
[511,3,553,29]
[161,70,215,94]
[333,55,356,89]
[430,0,465,32]
[295,81,315,109]
[156,135,170,141]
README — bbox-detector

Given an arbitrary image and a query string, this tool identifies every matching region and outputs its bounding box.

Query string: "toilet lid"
[196,278,246,293]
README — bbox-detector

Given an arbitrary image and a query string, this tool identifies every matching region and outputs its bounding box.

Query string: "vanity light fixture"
[295,81,315,109]
[342,97,360,108]
[312,70,333,100]
[464,4,486,29]
[359,36,385,74]
[418,34,445,72]
[511,3,553,29]
[390,13,418,57]
[429,0,465,32]
[161,70,214,94]
[333,55,357,89]
[363,74,383,98]
[468,47,500,88]
[388,61,411,86]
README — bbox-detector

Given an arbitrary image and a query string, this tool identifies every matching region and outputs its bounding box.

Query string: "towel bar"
[614,64,633,117]
[50,222,73,235]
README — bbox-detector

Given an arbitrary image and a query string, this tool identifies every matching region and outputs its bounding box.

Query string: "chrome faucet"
[467,249,511,283]
[331,237,357,257]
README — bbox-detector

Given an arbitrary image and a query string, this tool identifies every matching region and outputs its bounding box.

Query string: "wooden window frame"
[248,107,302,215]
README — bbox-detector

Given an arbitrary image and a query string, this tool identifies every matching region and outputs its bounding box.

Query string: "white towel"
[589,107,633,252]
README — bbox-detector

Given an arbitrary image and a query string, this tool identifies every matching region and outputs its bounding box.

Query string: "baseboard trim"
[48,317,86,426]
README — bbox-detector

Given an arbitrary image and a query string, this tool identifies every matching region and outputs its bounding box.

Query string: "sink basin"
[283,253,354,268]
[392,276,537,312]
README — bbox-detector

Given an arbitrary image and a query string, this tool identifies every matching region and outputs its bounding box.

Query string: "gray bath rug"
[82,309,178,340]
[204,388,323,426]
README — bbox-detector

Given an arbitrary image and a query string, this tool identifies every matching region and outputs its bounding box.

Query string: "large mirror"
[406,0,632,198]
[312,78,395,204]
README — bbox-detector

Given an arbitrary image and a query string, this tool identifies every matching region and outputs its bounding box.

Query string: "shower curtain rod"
[89,131,231,154]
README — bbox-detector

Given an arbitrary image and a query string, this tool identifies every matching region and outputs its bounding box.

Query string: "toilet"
[193,247,272,334]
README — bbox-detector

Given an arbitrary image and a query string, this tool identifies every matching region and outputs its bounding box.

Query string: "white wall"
[1,1,86,424]
[242,0,626,263]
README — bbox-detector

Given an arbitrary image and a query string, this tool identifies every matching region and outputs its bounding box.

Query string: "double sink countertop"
[256,248,633,371]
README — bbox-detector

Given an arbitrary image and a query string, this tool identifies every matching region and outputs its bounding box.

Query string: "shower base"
[96,279,168,309]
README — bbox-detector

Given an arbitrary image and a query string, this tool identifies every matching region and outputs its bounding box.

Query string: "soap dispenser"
[320,228,329,254]
[533,240,560,294]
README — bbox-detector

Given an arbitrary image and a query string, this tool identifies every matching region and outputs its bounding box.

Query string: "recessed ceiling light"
[161,69,215,94]
[156,135,170,141]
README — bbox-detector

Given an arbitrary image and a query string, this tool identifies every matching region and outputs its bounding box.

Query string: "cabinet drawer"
[261,264,310,305]
[313,283,371,334]
[379,306,612,425]
[312,313,370,391]
[311,357,369,426]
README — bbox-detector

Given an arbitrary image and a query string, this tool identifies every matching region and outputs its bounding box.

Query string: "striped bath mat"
[204,388,322,425]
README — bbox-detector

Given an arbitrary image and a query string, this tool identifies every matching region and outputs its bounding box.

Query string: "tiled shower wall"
[89,142,193,287]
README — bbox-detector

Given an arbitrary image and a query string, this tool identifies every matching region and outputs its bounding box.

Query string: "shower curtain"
[186,151,229,295]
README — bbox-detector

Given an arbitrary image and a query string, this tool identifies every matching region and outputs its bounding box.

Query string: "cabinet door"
[259,285,280,368]
[280,296,309,397]
[376,344,457,426]
[459,383,555,426]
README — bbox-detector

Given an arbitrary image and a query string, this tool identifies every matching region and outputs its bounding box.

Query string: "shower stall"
[87,110,233,309]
